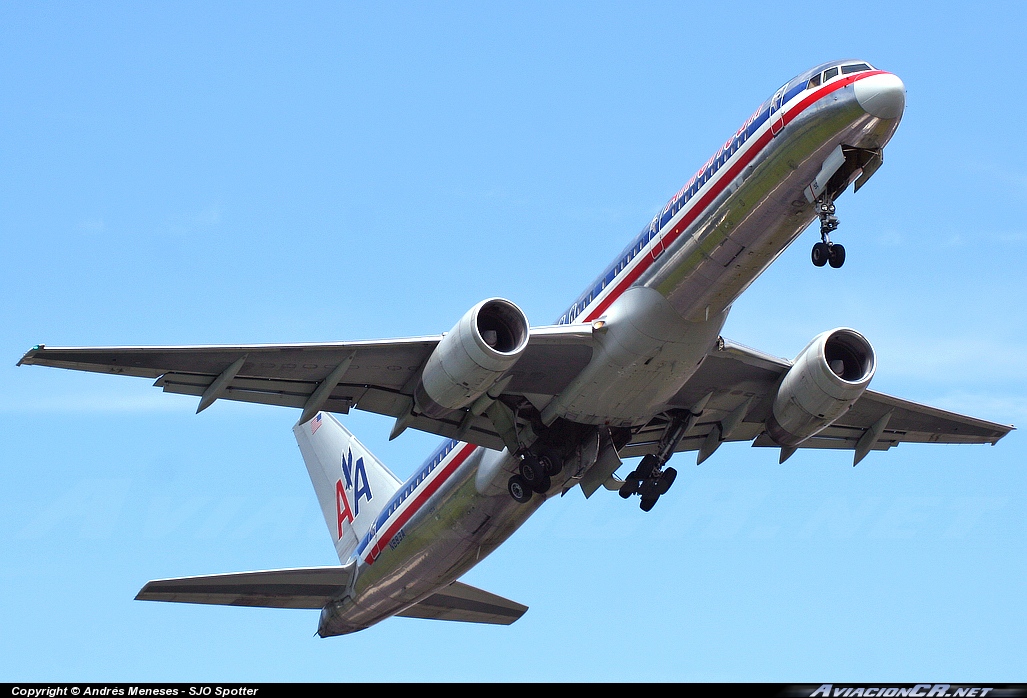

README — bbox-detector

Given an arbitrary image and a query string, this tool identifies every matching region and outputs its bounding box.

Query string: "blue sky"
[2,1,1025,682]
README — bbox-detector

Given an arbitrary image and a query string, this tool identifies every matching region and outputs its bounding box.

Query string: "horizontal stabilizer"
[136,564,356,609]
[396,581,527,625]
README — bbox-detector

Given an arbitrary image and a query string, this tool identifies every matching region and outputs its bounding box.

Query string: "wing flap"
[135,565,356,609]
[156,373,370,413]
[396,581,527,625]
[752,432,894,451]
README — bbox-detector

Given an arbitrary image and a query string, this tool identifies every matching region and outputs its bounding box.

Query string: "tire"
[828,243,846,268]
[657,467,677,495]
[636,454,660,479]
[508,475,533,503]
[640,497,658,512]
[811,242,829,267]
[637,478,660,499]
[619,479,639,499]
[519,453,545,487]
[536,447,564,476]
[531,473,552,494]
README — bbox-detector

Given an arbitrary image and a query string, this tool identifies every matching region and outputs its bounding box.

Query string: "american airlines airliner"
[20,60,1012,636]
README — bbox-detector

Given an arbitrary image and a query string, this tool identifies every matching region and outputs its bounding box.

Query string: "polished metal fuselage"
[319,65,902,635]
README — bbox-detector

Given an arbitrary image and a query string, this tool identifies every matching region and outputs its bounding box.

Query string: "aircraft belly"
[543,286,726,426]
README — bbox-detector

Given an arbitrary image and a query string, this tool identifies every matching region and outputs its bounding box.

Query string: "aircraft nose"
[854,72,905,120]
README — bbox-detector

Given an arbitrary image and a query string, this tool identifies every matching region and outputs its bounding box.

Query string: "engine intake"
[414,298,530,419]
[766,328,876,447]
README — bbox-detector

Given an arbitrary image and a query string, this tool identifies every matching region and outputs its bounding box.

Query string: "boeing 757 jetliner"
[19,60,1013,636]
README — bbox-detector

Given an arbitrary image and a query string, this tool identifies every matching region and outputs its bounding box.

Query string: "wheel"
[811,242,829,267]
[636,454,660,479]
[828,243,845,268]
[640,497,658,512]
[531,473,552,494]
[519,453,545,488]
[657,467,677,495]
[637,477,661,499]
[508,475,533,503]
[536,447,564,476]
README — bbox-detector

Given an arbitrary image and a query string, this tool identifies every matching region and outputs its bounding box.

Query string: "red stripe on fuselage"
[581,70,886,324]
[363,442,479,564]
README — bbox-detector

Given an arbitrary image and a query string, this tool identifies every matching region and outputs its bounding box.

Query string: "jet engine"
[413,298,530,418]
[766,328,876,447]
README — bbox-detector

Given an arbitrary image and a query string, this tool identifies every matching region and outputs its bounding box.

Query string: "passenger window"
[807,74,821,88]
[824,67,839,81]
[841,63,871,74]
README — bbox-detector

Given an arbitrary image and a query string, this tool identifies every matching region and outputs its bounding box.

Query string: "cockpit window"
[841,63,871,74]
[807,73,822,89]
[824,66,839,81]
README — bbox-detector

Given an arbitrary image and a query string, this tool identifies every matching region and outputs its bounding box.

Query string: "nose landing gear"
[811,197,845,269]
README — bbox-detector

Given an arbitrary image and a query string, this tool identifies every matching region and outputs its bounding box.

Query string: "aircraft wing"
[396,581,528,625]
[135,565,356,609]
[621,338,1013,463]
[19,331,1011,462]
[17,325,595,451]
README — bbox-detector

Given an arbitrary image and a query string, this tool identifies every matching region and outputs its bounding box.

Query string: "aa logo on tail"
[335,448,373,538]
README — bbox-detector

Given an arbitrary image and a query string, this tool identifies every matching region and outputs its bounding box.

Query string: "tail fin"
[293,412,402,563]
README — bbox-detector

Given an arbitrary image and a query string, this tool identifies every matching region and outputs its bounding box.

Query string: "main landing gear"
[618,455,677,512]
[618,416,691,512]
[508,447,564,503]
[811,197,845,269]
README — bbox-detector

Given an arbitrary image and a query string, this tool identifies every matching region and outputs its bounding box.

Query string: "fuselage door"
[367,517,381,560]
[649,217,665,261]
[770,86,786,136]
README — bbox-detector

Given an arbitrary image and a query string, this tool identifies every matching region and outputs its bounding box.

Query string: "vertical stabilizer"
[293,413,403,563]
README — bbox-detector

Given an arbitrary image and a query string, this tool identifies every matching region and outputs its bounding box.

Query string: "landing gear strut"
[811,197,845,269]
[618,416,691,512]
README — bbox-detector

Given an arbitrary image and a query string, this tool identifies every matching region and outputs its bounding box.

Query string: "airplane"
[19,59,1014,637]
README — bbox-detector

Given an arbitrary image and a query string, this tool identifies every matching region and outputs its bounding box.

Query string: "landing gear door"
[770,86,786,136]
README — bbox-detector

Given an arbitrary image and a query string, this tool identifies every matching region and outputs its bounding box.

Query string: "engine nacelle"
[414,298,530,419]
[766,328,876,447]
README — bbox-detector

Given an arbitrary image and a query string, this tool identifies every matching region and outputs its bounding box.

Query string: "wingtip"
[134,581,154,601]
[16,344,44,367]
